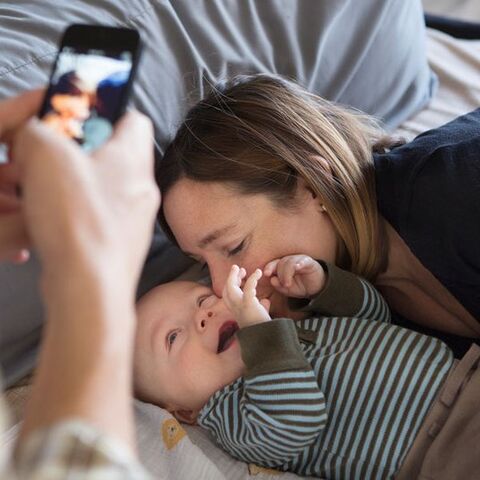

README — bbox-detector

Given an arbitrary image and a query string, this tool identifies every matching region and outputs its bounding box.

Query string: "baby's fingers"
[294,255,318,273]
[263,258,280,277]
[276,256,300,288]
[224,265,245,305]
[270,275,293,296]
[227,264,246,287]
[243,269,262,300]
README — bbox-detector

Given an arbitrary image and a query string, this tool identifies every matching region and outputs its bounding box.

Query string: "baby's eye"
[198,292,215,307]
[228,240,245,257]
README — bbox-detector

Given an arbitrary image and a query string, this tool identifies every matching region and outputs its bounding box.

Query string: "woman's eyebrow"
[198,224,237,248]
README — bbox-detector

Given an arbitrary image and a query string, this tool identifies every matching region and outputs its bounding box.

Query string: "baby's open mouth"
[217,321,239,353]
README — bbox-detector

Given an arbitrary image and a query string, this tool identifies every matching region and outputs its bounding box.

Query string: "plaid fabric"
[2,415,152,479]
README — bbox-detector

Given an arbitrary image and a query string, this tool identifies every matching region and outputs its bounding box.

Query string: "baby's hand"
[223,265,271,327]
[263,255,326,299]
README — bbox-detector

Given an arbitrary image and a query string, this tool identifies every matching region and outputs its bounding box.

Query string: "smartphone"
[38,24,142,152]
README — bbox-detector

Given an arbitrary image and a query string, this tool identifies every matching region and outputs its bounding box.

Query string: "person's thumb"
[93,110,154,165]
[11,118,86,182]
[0,89,43,141]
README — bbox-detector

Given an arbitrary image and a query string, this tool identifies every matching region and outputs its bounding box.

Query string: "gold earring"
[320,204,327,212]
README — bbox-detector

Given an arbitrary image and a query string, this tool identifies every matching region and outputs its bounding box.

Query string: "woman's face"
[163,178,339,316]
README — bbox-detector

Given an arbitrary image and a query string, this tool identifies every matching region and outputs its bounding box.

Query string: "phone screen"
[41,46,134,152]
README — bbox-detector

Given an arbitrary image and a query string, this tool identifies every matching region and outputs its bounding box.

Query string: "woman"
[156,74,480,356]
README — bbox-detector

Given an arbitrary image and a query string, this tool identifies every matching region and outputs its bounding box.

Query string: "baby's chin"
[220,341,245,377]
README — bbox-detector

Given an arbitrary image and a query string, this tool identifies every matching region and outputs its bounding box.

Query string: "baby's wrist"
[238,312,271,328]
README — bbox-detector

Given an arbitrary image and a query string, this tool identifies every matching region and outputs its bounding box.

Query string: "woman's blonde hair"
[157,74,396,280]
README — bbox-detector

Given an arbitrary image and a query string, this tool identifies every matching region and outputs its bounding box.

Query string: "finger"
[0,89,44,140]
[226,264,240,286]
[224,265,244,303]
[285,258,302,288]
[294,255,316,273]
[270,275,290,296]
[12,118,84,171]
[239,267,247,282]
[277,256,298,288]
[93,111,154,168]
[263,258,280,277]
[243,269,262,300]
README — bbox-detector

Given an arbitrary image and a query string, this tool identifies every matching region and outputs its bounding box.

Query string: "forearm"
[18,265,137,453]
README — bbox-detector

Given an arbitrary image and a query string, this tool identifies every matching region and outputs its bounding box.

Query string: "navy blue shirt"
[374,109,480,356]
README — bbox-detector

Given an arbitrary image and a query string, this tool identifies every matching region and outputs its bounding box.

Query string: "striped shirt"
[198,264,454,480]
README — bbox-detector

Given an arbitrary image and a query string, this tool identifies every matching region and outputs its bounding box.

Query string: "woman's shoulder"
[373,108,480,229]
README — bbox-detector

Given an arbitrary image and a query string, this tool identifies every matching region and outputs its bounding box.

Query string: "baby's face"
[134,281,244,417]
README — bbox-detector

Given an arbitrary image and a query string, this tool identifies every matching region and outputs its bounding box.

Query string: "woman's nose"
[209,262,233,296]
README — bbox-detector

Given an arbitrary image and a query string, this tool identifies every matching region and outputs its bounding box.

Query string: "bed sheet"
[423,0,480,22]
[394,28,480,140]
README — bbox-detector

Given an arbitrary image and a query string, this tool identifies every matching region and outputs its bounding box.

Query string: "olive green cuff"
[237,319,310,378]
[288,261,364,317]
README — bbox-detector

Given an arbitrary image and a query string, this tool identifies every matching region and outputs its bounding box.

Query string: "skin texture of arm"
[19,269,138,450]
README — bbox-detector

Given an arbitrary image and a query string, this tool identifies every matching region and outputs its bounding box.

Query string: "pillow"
[0,0,435,386]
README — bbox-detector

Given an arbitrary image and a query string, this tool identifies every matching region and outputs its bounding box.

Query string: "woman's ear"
[169,408,200,425]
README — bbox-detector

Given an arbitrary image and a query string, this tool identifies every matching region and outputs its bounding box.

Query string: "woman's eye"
[228,240,245,257]
[167,331,178,347]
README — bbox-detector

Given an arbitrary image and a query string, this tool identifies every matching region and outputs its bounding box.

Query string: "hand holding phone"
[38,24,142,152]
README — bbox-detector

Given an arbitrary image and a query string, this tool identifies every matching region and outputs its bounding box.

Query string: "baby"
[133,255,473,480]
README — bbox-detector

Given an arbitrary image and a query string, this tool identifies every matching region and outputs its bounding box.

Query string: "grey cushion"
[0,0,435,387]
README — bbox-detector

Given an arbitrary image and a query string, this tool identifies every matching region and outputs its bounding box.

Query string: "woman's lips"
[217,320,239,353]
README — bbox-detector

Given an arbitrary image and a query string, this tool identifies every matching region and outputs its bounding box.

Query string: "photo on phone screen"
[39,25,141,152]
